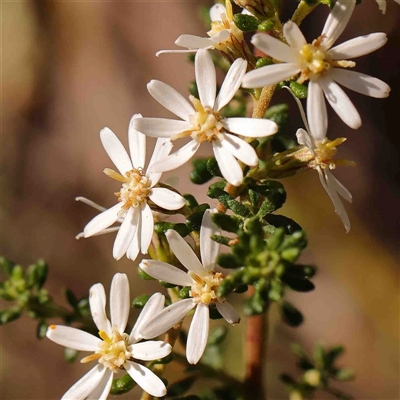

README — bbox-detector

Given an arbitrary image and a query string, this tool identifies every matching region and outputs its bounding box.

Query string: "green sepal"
[290,81,308,98]
[132,294,151,308]
[233,13,259,31]
[110,374,136,395]
[280,301,304,327]
[166,376,197,398]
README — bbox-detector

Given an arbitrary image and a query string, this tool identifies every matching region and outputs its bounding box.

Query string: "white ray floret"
[288,89,353,232]
[46,273,171,399]
[375,0,400,13]
[132,49,278,187]
[156,0,241,56]
[79,114,186,261]
[242,0,390,138]
[139,209,240,365]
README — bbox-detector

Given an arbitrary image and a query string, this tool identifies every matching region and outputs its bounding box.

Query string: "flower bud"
[303,369,321,387]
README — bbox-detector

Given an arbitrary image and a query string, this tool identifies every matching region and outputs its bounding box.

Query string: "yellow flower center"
[189,271,224,306]
[171,96,224,144]
[297,37,355,83]
[309,138,356,170]
[81,326,131,372]
[104,167,152,214]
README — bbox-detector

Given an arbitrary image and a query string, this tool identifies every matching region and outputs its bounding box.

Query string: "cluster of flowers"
[46,0,391,398]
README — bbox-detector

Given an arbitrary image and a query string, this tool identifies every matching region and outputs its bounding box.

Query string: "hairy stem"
[291,0,319,26]
[244,289,269,400]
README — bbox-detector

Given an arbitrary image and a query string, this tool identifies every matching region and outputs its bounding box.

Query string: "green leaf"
[186,206,210,231]
[167,376,197,397]
[233,13,259,31]
[217,253,242,269]
[209,306,223,320]
[285,264,317,279]
[210,234,232,246]
[110,374,136,395]
[65,289,79,309]
[64,347,79,363]
[290,81,308,98]
[26,260,48,289]
[326,346,344,365]
[208,326,227,345]
[281,302,304,327]
[0,257,16,277]
[264,215,302,235]
[212,213,241,233]
[279,373,297,387]
[184,194,199,209]
[335,368,355,381]
[191,158,213,184]
[281,275,315,292]
[155,222,191,237]
[36,320,48,339]
[132,294,151,308]
[226,199,251,217]
[0,307,22,325]
[206,157,222,177]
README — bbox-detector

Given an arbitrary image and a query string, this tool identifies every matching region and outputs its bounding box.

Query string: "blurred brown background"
[1,1,399,399]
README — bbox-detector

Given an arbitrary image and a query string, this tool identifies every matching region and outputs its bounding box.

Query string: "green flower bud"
[233,13,259,32]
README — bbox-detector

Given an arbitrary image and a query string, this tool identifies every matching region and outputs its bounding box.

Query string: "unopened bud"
[303,369,321,387]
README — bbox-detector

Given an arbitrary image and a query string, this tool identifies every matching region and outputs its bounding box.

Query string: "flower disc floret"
[189,271,224,305]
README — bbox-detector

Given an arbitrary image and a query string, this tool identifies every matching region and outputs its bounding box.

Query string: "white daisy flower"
[376,0,400,13]
[132,49,278,187]
[156,0,241,56]
[46,273,171,399]
[81,114,186,261]
[138,209,240,365]
[242,0,390,139]
[289,89,353,232]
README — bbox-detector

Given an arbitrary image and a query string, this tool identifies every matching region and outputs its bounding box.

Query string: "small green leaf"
[217,253,242,269]
[191,158,213,184]
[0,307,22,325]
[132,294,151,308]
[0,257,16,277]
[282,276,315,292]
[137,267,154,281]
[212,213,241,233]
[110,374,136,395]
[210,234,232,246]
[36,320,48,339]
[65,289,79,309]
[290,81,308,98]
[335,368,355,381]
[64,347,79,363]
[26,260,48,289]
[265,215,302,235]
[184,194,199,209]
[206,157,222,177]
[186,206,210,231]
[233,13,259,31]
[281,302,304,327]
[227,199,251,217]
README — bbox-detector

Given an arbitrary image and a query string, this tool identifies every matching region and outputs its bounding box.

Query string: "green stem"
[291,0,319,25]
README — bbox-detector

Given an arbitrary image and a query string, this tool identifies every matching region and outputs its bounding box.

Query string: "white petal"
[141,298,195,339]
[130,292,165,343]
[131,117,191,138]
[83,203,123,238]
[110,273,130,333]
[76,226,120,240]
[186,304,209,364]
[46,325,100,351]
[210,2,226,21]
[128,114,146,169]
[251,33,298,63]
[126,230,140,261]
[156,48,199,56]
[131,341,172,361]
[113,207,139,260]
[165,229,205,276]
[328,33,387,60]
[319,169,351,232]
[175,34,214,50]
[200,209,220,272]
[215,58,247,111]
[139,259,193,286]
[76,197,107,213]
[376,0,386,13]
[223,117,278,137]
[330,68,390,99]
[216,301,241,324]
[295,128,314,152]
[87,370,113,400]
[283,21,306,48]
[147,138,173,186]
[328,171,352,202]
[242,63,301,88]
[147,80,194,121]
[321,0,356,50]
[140,204,154,254]
[61,365,106,400]
[195,49,216,109]
[213,141,243,186]
[221,133,259,167]
[307,80,327,140]
[89,283,112,335]
[319,76,361,129]
[210,29,231,44]
[148,140,201,173]
[283,86,310,133]
[149,187,186,210]
[100,127,133,175]
[124,361,167,398]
